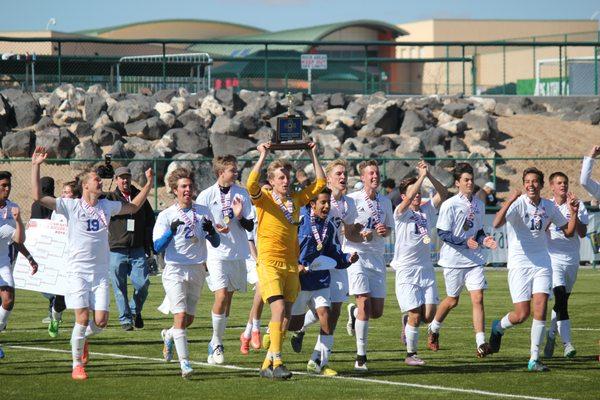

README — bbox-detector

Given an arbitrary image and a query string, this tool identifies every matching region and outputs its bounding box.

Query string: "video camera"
[96,154,114,179]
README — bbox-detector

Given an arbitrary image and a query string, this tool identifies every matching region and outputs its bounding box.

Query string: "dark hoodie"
[31,177,55,219]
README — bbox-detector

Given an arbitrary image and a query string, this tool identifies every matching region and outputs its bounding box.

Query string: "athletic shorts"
[65,272,110,311]
[162,263,206,315]
[257,259,300,303]
[329,268,349,303]
[442,266,487,297]
[290,287,331,316]
[0,265,14,288]
[347,253,386,298]
[508,267,552,303]
[245,258,259,286]
[206,259,247,293]
[395,266,439,312]
[551,262,578,293]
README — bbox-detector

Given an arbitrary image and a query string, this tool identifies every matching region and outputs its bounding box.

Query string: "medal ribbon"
[362,190,382,225]
[176,204,197,236]
[272,192,295,225]
[310,209,329,251]
[413,210,429,238]
[529,199,546,222]
[220,189,233,219]
[80,199,107,227]
[459,193,476,222]
[330,195,347,219]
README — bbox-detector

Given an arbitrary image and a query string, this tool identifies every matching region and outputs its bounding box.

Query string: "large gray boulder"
[110,140,134,161]
[154,89,178,103]
[171,128,211,155]
[164,154,214,194]
[417,127,447,152]
[36,127,79,158]
[2,129,35,157]
[210,114,244,137]
[12,92,41,128]
[84,93,107,123]
[366,101,403,134]
[108,98,153,124]
[442,102,473,118]
[125,117,168,140]
[209,132,255,157]
[400,110,428,133]
[93,124,124,146]
[462,110,498,141]
[329,93,347,108]
[214,89,246,111]
[177,108,212,128]
[71,139,102,169]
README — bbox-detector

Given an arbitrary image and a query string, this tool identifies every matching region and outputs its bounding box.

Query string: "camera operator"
[106,166,155,331]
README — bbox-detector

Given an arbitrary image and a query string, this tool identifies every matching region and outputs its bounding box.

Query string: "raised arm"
[580,146,600,200]
[493,189,521,228]
[118,169,154,215]
[11,208,38,275]
[427,163,449,208]
[308,142,325,182]
[31,147,56,210]
[396,161,427,215]
[247,143,270,199]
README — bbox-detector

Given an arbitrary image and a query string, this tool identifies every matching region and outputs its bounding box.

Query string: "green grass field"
[1,268,598,400]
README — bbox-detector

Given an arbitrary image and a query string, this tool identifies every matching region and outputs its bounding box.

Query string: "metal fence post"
[264,44,269,92]
[364,45,369,95]
[559,46,563,95]
[532,37,536,87]
[471,46,477,95]
[595,45,599,96]
[461,45,465,94]
[502,44,506,94]
[153,159,158,210]
[162,43,167,90]
[445,46,450,94]
[492,157,497,187]
[57,41,62,85]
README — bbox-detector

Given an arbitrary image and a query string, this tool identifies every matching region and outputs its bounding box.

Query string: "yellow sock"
[261,352,273,370]
[268,321,283,367]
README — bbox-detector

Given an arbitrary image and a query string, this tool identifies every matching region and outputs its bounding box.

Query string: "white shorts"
[245,258,258,286]
[0,265,14,288]
[291,287,331,316]
[395,267,439,312]
[347,253,386,298]
[206,259,247,293]
[162,263,206,315]
[443,266,487,298]
[508,267,552,303]
[551,263,578,293]
[65,273,110,311]
[329,268,349,303]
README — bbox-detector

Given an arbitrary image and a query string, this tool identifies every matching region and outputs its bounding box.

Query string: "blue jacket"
[298,206,352,291]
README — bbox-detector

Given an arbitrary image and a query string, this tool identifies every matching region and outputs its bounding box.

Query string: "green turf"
[1,268,598,400]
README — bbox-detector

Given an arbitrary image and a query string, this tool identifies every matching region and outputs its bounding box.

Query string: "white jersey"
[0,223,15,268]
[153,203,213,266]
[0,200,19,229]
[505,195,567,270]
[343,190,394,255]
[329,193,358,248]
[391,199,437,270]
[547,198,588,265]
[580,156,600,200]
[196,183,254,261]
[436,193,485,268]
[55,197,122,274]
[50,210,67,223]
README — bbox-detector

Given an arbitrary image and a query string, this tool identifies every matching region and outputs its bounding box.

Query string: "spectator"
[106,167,155,331]
[382,178,402,209]
[477,181,498,207]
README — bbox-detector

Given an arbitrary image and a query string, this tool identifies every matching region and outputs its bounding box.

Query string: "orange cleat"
[71,365,88,380]
[250,330,262,350]
[240,332,250,355]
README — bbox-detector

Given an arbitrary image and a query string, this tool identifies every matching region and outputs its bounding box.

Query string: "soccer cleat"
[71,365,88,380]
[354,354,368,372]
[346,303,357,336]
[161,329,174,362]
[121,323,134,331]
[290,331,305,353]
[0,345,4,359]
[477,342,493,358]
[262,330,271,350]
[528,359,550,372]
[489,320,503,354]
[272,364,293,380]
[405,354,426,366]
[207,343,225,365]
[543,334,556,358]
[134,314,144,329]
[307,359,321,374]
[250,329,262,350]
[240,332,251,355]
[427,326,439,352]
[48,319,60,338]
[401,314,408,346]
[259,365,274,379]
[564,343,576,358]
[180,361,194,378]
[81,341,89,366]
[321,366,338,376]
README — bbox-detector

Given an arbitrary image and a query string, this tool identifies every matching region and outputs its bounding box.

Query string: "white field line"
[8,345,560,400]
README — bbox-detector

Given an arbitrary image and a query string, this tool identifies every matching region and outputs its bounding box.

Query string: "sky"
[2,0,600,33]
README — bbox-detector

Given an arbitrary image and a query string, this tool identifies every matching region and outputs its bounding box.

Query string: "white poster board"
[13,219,69,295]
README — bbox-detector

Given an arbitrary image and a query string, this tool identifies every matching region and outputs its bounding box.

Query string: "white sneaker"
[354,360,368,372]
[180,360,194,378]
[307,359,321,374]
[207,343,225,365]
[563,343,576,358]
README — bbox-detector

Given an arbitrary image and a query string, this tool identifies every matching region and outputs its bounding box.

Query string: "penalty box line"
[8,345,559,400]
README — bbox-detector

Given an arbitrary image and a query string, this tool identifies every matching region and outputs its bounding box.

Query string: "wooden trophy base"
[270,142,310,150]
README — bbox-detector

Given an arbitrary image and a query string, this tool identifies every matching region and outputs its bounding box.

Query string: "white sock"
[252,318,261,331]
[211,312,227,347]
[0,306,11,331]
[85,319,103,338]
[172,328,189,363]
[475,332,486,347]
[429,319,442,333]
[71,323,87,368]
[547,310,557,339]
[353,307,359,319]
[243,322,253,338]
[499,314,514,332]
[530,319,546,361]
[319,334,333,366]
[164,327,174,341]
[355,319,368,356]
[405,324,419,354]
[51,308,62,322]
[557,319,572,345]
[302,309,318,332]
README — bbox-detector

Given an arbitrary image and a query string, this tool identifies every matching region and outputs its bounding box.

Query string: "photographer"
[106,167,155,331]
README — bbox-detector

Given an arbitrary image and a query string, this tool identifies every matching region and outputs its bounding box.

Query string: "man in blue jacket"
[288,187,358,376]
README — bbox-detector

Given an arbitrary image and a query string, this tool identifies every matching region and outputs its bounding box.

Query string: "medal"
[316,243,323,251]
[223,215,230,224]
[310,209,329,252]
[191,236,199,243]
[220,187,233,224]
[423,235,431,244]
[272,192,296,225]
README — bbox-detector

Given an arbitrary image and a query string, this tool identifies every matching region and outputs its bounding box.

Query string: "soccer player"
[344,159,394,371]
[154,167,220,378]
[580,145,600,199]
[31,146,154,380]
[544,172,588,359]
[489,167,577,372]
[392,161,448,365]
[197,155,255,365]
[246,142,326,379]
[290,187,358,376]
[427,163,497,357]
[289,159,358,353]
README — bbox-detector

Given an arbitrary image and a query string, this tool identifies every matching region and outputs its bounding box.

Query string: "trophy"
[270,93,310,150]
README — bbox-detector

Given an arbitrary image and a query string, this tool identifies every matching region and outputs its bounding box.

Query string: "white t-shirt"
[391,200,437,270]
[0,223,15,268]
[196,183,254,261]
[329,193,358,247]
[505,195,567,270]
[343,190,394,255]
[55,197,122,274]
[436,193,485,268]
[153,203,213,266]
[547,198,588,265]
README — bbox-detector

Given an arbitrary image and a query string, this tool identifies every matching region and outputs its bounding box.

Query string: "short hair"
[310,186,332,203]
[522,167,544,185]
[549,171,568,183]
[325,159,348,176]
[357,159,379,175]
[0,171,12,181]
[381,178,396,190]
[398,177,418,195]
[267,159,292,181]
[77,169,98,185]
[212,155,238,177]
[63,180,81,198]
[453,162,473,182]
[168,167,195,192]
